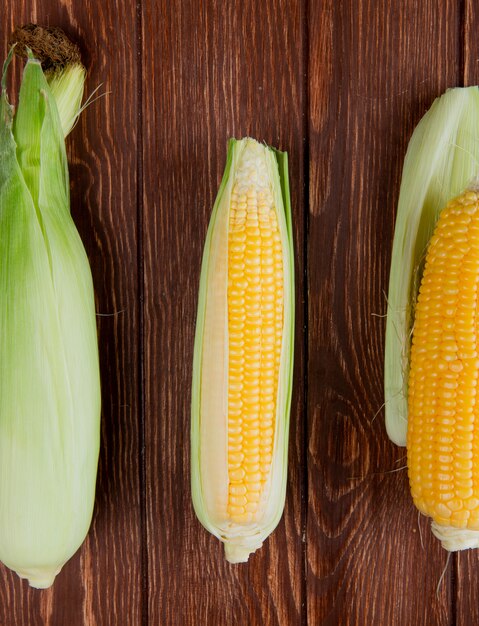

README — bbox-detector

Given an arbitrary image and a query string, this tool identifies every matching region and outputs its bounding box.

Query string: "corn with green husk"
[385,87,479,552]
[0,28,100,588]
[191,138,294,562]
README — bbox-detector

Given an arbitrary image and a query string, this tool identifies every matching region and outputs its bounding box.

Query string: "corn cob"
[408,188,479,551]
[191,138,294,563]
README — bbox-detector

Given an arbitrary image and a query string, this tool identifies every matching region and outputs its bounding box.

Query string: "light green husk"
[191,138,294,563]
[385,87,479,446]
[46,63,86,136]
[0,50,100,588]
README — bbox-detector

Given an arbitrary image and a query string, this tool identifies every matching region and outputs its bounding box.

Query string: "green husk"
[191,138,294,563]
[0,49,99,588]
[385,87,479,446]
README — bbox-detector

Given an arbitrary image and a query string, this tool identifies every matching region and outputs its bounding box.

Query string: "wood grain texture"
[141,1,305,624]
[3,0,479,624]
[0,3,142,626]
[307,1,460,624]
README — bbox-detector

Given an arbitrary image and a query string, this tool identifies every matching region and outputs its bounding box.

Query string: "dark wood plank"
[307,1,459,624]
[454,3,479,624]
[142,1,305,624]
[0,5,142,625]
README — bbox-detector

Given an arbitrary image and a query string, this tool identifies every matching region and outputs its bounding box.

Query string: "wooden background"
[0,0,478,624]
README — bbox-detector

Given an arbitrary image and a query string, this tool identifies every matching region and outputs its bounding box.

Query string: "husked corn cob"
[408,188,479,550]
[191,138,294,562]
[226,155,284,523]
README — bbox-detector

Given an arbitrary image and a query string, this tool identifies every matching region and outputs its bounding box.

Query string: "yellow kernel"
[447,499,463,512]
[228,505,246,517]
[230,468,246,481]
[245,472,262,484]
[465,498,479,511]
[229,495,248,507]
[435,503,452,518]
[451,509,470,524]
[229,484,247,497]
[232,512,253,523]
[228,452,244,465]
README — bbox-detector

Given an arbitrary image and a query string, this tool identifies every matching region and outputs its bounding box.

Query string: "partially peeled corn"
[191,138,294,562]
[385,87,479,551]
[0,33,100,587]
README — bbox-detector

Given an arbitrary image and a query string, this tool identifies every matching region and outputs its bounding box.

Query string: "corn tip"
[224,539,263,563]
[15,565,62,589]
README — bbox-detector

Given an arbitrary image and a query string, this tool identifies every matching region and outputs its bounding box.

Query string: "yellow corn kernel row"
[408,190,479,531]
[226,175,283,524]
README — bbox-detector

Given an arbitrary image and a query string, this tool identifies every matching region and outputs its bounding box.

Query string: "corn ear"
[0,50,100,587]
[191,138,294,563]
[385,87,479,446]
